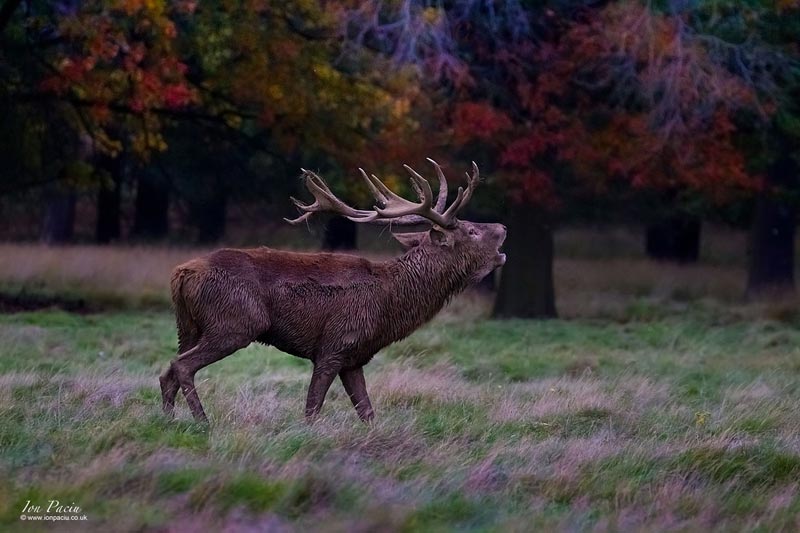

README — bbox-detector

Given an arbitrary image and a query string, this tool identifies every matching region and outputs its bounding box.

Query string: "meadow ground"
[1,237,800,531]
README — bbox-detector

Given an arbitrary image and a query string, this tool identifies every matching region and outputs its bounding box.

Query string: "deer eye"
[468,228,478,237]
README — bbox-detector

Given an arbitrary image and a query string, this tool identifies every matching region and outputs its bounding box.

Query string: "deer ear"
[391,231,427,249]
[429,226,454,247]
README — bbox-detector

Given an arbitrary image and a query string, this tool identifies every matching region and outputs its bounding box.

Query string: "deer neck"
[382,246,472,337]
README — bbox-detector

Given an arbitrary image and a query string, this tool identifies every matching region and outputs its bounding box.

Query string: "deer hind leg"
[340,367,375,422]
[305,358,344,422]
[170,332,255,423]
[160,328,200,418]
[159,366,180,418]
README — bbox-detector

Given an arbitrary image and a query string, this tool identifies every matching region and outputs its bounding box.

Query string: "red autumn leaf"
[451,102,513,143]
[162,83,194,109]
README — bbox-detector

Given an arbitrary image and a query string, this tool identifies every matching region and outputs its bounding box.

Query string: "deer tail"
[171,265,200,354]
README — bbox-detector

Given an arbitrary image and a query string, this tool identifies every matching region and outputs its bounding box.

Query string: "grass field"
[1,240,800,531]
[2,296,800,531]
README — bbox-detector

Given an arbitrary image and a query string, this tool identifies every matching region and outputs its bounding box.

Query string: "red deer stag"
[159,159,506,423]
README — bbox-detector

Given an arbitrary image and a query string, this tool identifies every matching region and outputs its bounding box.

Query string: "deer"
[159,159,506,424]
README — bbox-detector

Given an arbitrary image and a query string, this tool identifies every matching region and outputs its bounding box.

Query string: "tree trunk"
[95,156,122,244]
[0,0,23,35]
[645,215,701,263]
[133,174,169,240]
[493,205,557,318]
[192,189,227,243]
[747,154,798,298]
[41,169,76,244]
[322,217,357,250]
[40,187,76,244]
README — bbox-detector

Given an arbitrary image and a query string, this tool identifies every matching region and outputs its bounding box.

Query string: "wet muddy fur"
[159,222,506,424]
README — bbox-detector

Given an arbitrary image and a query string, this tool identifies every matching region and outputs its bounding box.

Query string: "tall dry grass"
[555,224,748,265]
[0,244,208,305]
[0,223,792,318]
[0,240,762,316]
[554,258,746,318]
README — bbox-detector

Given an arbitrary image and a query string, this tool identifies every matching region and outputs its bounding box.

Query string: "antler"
[285,159,479,228]
[283,169,378,226]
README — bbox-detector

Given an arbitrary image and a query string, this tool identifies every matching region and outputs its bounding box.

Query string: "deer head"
[286,159,506,283]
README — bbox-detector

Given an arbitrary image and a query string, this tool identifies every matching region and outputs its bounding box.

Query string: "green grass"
[1,302,800,531]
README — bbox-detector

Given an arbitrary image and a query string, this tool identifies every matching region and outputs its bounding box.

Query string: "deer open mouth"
[496,228,507,266]
[495,238,507,266]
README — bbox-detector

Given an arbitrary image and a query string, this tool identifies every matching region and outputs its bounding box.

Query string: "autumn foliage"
[20,0,410,165]
[4,0,798,210]
[35,0,197,155]
[435,3,765,208]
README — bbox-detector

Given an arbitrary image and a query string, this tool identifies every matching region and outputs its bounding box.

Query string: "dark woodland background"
[1,0,799,317]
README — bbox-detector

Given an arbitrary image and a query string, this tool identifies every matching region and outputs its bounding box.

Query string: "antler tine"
[441,186,465,220]
[440,161,479,220]
[402,164,434,205]
[285,169,376,225]
[358,168,387,206]
[359,169,409,206]
[468,161,480,190]
[374,180,432,218]
[459,160,480,207]
[283,210,315,225]
[426,158,449,213]
[358,163,451,227]
[359,166,440,221]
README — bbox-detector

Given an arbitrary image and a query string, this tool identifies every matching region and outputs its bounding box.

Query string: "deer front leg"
[340,367,375,422]
[305,358,343,422]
